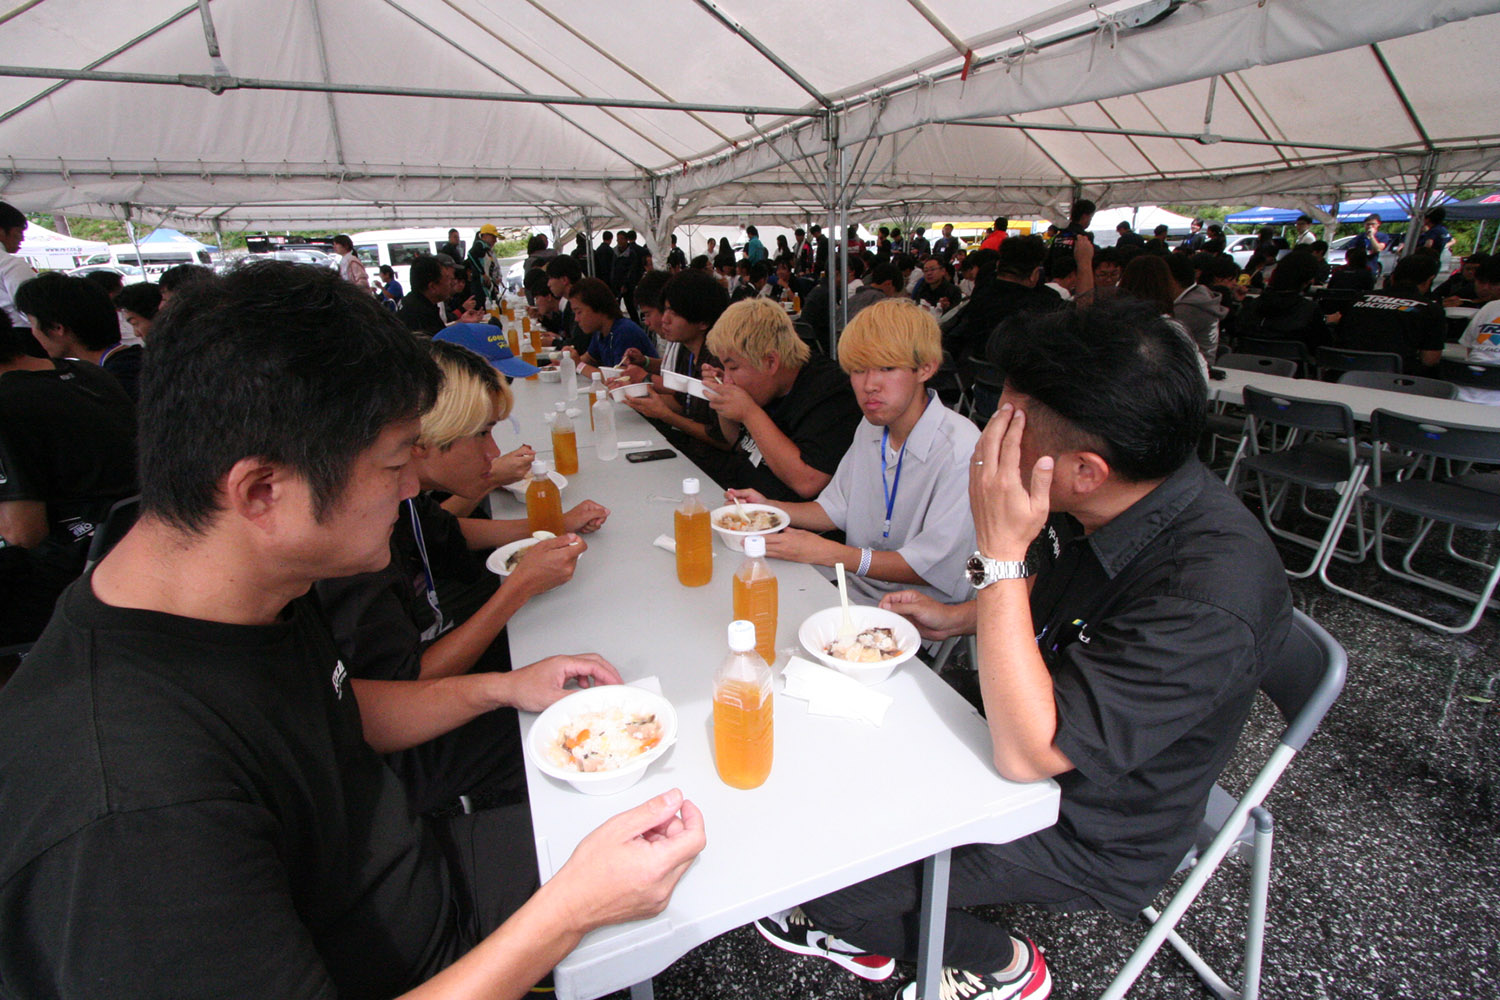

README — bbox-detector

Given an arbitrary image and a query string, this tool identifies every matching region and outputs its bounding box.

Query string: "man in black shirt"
[15,270,143,401]
[1044,197,1095,279]
[704,297,861,501]
[1336,254,1447,373]
[757,300,1290,999]
[0,321,136,645]
[437,227,464,262]
[0,260,704,1000]
[397,255,449,336]
[911,256,964,311]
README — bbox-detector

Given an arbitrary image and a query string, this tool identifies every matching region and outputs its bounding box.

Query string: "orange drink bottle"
[524,459,565,535]
[520,335,538,380]
[733,534,779,665]
[551,403,579,475]
[714,620,773,789]
[506,324,520,356]
[675,478,713,587]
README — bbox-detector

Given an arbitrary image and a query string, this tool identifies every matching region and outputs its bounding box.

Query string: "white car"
[1224,235,1260,268]
[1325,234,1452,278]
[67,263,148,285]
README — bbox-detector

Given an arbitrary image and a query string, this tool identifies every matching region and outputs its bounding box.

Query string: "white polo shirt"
[815,390,980,604]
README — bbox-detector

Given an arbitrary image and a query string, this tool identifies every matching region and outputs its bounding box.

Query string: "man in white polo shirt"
[726,297,978,604]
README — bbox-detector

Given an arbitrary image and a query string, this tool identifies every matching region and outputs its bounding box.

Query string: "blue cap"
[434,323,540,378]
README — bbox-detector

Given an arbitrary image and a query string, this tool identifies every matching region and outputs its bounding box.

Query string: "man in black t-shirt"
[1043,197,1095,280]
[1336,254,1447,374]
[0,322,136,644]
[14,270,143,401]
[704,297,861,501]
[756,300,1289,999]
[0,260,704,1000]
[397,255,449,336]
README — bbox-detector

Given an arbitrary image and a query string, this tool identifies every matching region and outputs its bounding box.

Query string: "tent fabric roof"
[3,0,1500,235]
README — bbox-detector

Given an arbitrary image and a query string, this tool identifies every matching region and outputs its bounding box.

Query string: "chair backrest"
[1263,610,1346,751]
[1242,386,1356,438]
[84,494,140,572]
[1316,346,1402,375]
[1369,408,1500,465]
[1234,337,1312,369]
[1336,369,1458,399]
[968,358,1004,391]
[1438,358,1500,390]
[1216,353,1298,378]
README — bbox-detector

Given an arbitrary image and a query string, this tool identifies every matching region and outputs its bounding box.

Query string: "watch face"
[965,554,988,585]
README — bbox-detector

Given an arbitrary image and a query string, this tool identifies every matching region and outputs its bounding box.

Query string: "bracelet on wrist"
[855,547,873,577]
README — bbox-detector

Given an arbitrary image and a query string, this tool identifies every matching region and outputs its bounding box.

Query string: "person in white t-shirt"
[0,202,37,328]
[332,234,370,292]
[1455,256,1500,405]
[726,297,979,604]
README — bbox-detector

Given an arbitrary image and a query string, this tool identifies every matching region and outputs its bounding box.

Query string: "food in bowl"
[825,626,902,663]
[546,707,664,773]
[716,508,782,532]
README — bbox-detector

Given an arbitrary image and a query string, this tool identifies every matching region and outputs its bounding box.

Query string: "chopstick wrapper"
[653,534,676,554]
[781,656,893,726]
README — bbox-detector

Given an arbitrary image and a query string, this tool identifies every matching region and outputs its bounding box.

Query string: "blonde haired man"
[727,298,978,603]
[703,297,860,501]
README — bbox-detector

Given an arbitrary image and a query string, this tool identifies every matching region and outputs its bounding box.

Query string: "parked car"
[66,263,147,285]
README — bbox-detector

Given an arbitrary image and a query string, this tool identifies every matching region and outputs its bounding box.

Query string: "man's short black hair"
[1164,252,1196,288]
[746,225,759,238]
[0,201,24,229]
[1269,249,1318,291]
[1391,254,1440,287]
[866,262,902,288]
[997,235,1047,278]
[995,299,1206,482]
[600,231,613,241]
[138,259,439,534]
[747,261,769,282]
[523,266,553,299]
[158,264,215,296]
[1425,207,1447,225]
[662,269,729,327]
[1296,214,1314,225]
[14,272,119,351]
[83,269,124,297]
[1203,255,1241,282]
[1309,240,1328,255]
[1050,255,1078,281]
[1070,199,1096,222]
[545,254,582,283]
[1474,255,1500,284]
[994,216,1008,229]
[1153,224,1170,237]
[1093,247,1124,268]
[116,281,162,319]
[409,255,445,294]
[635,269,671,312]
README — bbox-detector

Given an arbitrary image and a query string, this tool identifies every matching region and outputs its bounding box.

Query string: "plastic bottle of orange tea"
[674,477,712,587]
[714,619,773,790]
[525,459,565,536]
[732,534,778,665]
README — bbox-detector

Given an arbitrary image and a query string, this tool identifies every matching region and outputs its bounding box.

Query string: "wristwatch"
[966,551,1032,590]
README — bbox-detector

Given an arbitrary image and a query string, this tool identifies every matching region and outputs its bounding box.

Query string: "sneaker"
[896,939,1050,1000]
[753,907,896,981]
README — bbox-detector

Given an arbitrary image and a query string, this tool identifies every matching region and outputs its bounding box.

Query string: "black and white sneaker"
[753,907,896,981]
[896,938,1051,1000]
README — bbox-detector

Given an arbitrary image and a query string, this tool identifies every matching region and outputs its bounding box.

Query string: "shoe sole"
[753,919,896,981]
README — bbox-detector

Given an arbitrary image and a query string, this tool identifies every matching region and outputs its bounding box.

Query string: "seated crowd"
[0,195,1488,1000]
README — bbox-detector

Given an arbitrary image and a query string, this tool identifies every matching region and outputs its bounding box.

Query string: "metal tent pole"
[825,114,839,356]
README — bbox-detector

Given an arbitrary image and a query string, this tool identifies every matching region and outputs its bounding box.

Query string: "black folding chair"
[1438,358,1500,394]
[1233,337,1316,378]
[1100,610,1347,1000]
[1318,409,1500,634]
[1315,346,1402,381]
[1203,356,1299,470]
[1335,370,1458,399]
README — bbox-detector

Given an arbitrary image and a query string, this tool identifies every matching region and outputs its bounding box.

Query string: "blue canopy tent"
[1228,194,1454,226]
[1442,193,1500,220]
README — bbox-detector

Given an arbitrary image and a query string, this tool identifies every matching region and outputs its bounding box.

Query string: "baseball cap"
[434,323,540,378]
[479,223,499,237]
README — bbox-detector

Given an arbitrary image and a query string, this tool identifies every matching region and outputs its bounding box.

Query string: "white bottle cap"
[590,372,603,384]
[565,408,580,418]
[743,534,766,558]
[530,459,548,476]
[727,619,757,653]
[682,477,700,495]
[554,401,566,411]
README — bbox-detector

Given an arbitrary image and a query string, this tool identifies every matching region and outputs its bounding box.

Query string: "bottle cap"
[727,619,756,653]
[530,459,548,476]
[565,408,580,418]
[743,534,766,558]
[590,372,603,384]
[554,401,566,411]
[682,477,700,495]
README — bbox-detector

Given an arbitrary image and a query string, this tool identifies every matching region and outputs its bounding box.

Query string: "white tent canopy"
[3,0,1500,246]
[13,220,108,270]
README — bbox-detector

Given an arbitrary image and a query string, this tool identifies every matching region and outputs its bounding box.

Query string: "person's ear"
[222,457,284,525]
[915,359,940,382]
[1068,451,1112,496]
[762,352,781,376]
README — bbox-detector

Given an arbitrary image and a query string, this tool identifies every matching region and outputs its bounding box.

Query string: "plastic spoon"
[834,562,856,640]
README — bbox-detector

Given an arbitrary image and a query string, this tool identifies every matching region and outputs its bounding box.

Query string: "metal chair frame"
[1100,610,1347,1000]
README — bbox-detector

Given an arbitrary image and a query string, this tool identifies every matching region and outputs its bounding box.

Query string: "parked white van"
[82,244,214,278]
[350,227,478,291]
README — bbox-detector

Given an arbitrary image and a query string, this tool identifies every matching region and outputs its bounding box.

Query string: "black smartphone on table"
[626,448,676,463]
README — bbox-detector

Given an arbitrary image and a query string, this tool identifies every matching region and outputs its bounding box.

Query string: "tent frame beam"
[0,63,818,117]
[690,0,832,108]
[933,116,1401,157]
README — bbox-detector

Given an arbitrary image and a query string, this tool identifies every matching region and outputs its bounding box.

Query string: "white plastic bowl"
[798,605,922,685]
[528,685,679,795]
[538,367,562,383]
[501,470,568,500]
[485,537,542,577]
[709,503,789,551]
[609,381,651,401]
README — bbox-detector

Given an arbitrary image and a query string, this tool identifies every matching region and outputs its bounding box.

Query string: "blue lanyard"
[880,427,907,540]
[406,498,447,641]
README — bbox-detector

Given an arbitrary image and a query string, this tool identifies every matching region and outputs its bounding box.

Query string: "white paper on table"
[653,533,677,554]
[780,656,893,726]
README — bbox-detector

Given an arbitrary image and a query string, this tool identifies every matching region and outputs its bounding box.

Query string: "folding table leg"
[629,979,654,1000]
[916,849,952,1000]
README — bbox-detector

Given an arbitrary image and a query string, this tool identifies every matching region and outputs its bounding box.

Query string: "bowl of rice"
[709,503,789,552]
[798,605,922,684]
[527,685,679,795]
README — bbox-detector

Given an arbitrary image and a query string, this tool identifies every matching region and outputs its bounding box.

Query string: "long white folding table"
[494,378,1060,1000]
[1209,367,1500,428]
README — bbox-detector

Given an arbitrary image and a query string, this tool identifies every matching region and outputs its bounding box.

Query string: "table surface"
[495,378,1060,1000]
[1210,367,1500,428]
